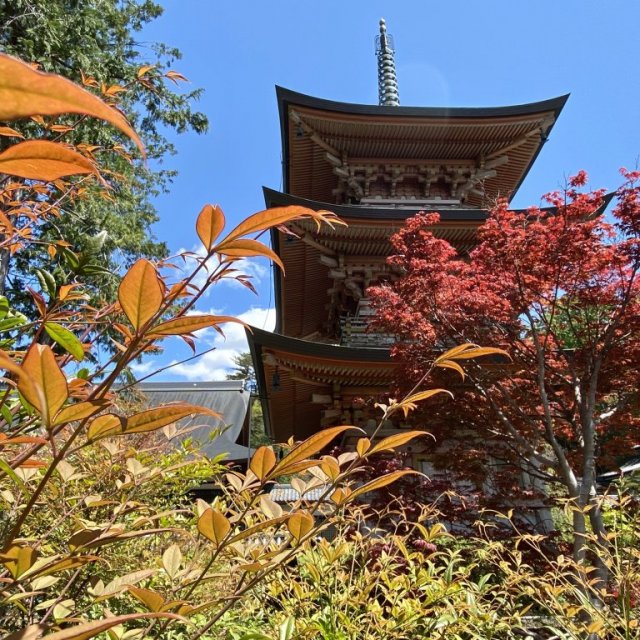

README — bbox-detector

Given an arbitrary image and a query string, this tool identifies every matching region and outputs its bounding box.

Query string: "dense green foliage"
[0,0,208,306]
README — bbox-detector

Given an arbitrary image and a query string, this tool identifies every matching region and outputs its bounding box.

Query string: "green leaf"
[34,268,56,298]
[0,316,26,332]
[44,323,84,361]
[0,296,9,319]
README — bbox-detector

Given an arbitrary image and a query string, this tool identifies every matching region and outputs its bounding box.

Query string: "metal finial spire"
[375,18,399,106]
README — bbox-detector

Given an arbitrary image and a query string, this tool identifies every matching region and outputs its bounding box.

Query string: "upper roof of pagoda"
[278,86,568,208]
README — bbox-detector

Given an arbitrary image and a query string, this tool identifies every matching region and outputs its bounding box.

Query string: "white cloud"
[173,246,269,297]
[170,307,275,381]
[130,360,154,376]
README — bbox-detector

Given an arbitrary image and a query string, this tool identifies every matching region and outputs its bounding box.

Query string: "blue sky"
[135,1,640,381]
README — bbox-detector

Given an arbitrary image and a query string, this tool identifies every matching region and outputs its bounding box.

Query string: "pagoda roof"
[265,189,615,337]
[247,326,394,441]
[264,187,489,222]
[278,86,568,207]
[265,188,485,336]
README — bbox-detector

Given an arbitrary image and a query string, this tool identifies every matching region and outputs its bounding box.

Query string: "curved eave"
[263,187,489,222]
[247,326,391,363]
[247,326,392,439]
[264,187,614,221]
[277,86,569,198]
[277,86,569,122]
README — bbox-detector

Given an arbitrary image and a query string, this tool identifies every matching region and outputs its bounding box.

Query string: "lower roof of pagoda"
[265,188,487,337]
[278,87,568,208]
[246,326,396,441]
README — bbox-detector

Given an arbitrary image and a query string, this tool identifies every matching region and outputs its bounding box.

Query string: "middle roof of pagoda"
[278,86,568,209]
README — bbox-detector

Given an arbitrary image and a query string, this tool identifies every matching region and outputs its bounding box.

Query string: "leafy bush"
[0,54,475,639]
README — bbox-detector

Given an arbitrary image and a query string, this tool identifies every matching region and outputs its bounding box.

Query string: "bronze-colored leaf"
[356,437,370,457]
[0,350,26,379]
[447,346,510,361]
[21,555,99,579]
[86,414,123,441]
[217,238,285,272]
[435,359,466,379]
[435,343,478,362]
[330,487,351,506]
[348,470,419,502]
[0,53,144,153]
[0,141,97,181]
[0,544,38,578]
[197,508,230,546]
[220,205,340,245]
[0,125,24,138]
[3,613,183,640]
[320,456,340,481]
[118,259,164,331]
[272,426,356,477]
[368,431,429,456]
[196,204,225,251]
[123,403,221,435]
[19,344,68,426]
[287,511,314,543]
[249,446,276,482]
[128,586,165,612]
[151,314,244,337]
[53,400,108,426]
[403,389,452,405]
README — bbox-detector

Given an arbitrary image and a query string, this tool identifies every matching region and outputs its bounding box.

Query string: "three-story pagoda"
[247,20,567,444]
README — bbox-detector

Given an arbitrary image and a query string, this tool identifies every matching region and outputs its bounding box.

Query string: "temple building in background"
[247,21,566,519]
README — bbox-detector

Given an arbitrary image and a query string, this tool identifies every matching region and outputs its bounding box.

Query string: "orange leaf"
[128,586,165,612]
[0,53,144,154]
[368,431,429,456]
[217,238,284,272]
[197,508,230,546]
[220,205,339,245]
[403,389,453,405]
[435,343,479,362]
[53,400,109,426]
[123,403,221,435]
[151,314,244,337]
[196,204,225,251]
[448,346,510,361]
[19,344,68,425]
[0,126,24,138]
[0,350,25,379]
[0,140,98,181]
[0,434,47,446]
[348,470,419,502]
[15,458,47,468]
[118,259,164,331]
[287,511,314,542]
[272,425,355,477]
[435,360,466,379]
[0,544,38,578]
[4,613,184,640]
[356,437,370,457]
[86,414,124,441]
[330,487,351,506]
[136,64,155,79]
[249,446,276,482]
[165,70,188,83]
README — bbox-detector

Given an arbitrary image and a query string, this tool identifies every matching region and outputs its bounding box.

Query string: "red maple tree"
[368,170,640,574]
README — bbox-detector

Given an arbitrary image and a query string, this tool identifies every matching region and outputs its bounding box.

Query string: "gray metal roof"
[128,381,251,460]
[269,483,330,503]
